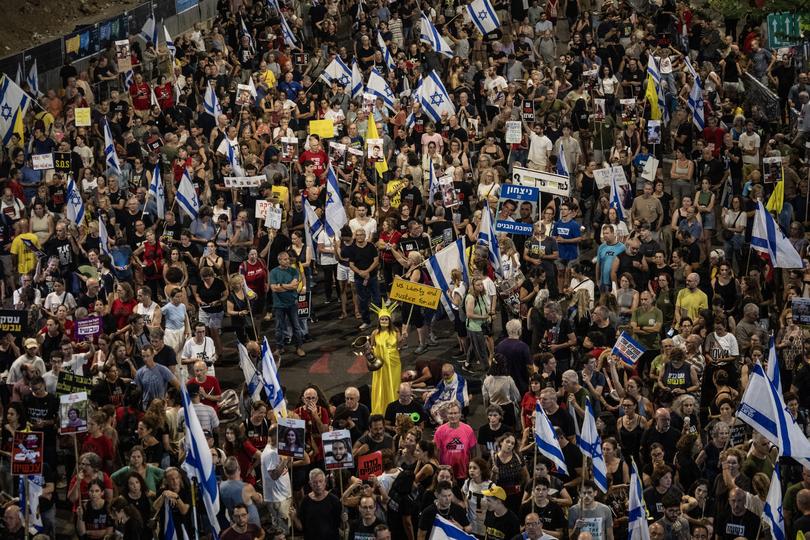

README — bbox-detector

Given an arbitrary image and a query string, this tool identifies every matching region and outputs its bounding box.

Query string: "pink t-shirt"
[433,422,476,480]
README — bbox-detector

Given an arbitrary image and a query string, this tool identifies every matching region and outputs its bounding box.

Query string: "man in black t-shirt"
[417,482,470,540]
[344,229,380,330]
[353,415,394,456]
[23,376,58,464]
[384,382,425,429]
[714,488,760,540]
[150,327,178,374]
[481,486,521,540]
[348,496,384,540]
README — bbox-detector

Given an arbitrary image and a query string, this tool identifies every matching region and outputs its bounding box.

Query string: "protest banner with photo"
[367,138,384,162]
[594,99,606,121]
[593,166,629,189]
[59,392,89,434]
[362,93,376,113]
[647,120,662,145]
[281,137,298,162]
[278,418,306,458]
[389,277,442,310]
[619,99,637,123]
[115,39,132,71]
[0,309,28,336]
[437,175,458,207]
[11,432,43,476]
[56,371,93,395]
[495,184,539,236]
[224,175,264,188]
[323,429,354,470]
[512,166,571,198]
[505,121,522,144]
[264,205,283,230]
[329,142,347,168]
[75,108,91,127]
[357,451,383,480]
[32,154,54,171]
[53,153,72,173]
[235,84,254,106]
[792,297,810,326]
[612,331,646,366]
[762,157,783,184]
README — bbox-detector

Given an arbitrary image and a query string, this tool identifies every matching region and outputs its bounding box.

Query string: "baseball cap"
[481,485,506,501]
[24,338,38,350]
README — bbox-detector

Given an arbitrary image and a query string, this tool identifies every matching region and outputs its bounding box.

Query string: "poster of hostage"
[495,184,540,236]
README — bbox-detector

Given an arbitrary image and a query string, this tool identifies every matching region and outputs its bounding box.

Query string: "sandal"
[339,313,347,320]
[354,312,362,319]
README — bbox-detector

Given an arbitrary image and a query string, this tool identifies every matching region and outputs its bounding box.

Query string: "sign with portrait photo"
[323,429,354,470]
[280,137,298,162]
[115,39,131,71]
[367,138,384,162]
[762,157,783,184]
[277,417,306,458]
[59,392,89,434]
[494,184,539,236]
[619,99,637,123]
[647,120,662,145]
[235,84,254,106]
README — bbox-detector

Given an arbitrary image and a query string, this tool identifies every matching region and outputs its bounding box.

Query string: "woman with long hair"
[492,433,528,513]
[226,273,256,344]
[449,268,468,359]
[132,230,164,300]
[414,440,440,491]
[464,277,491,372]
[482,354,521,429]
[110,496,151,540]
[615,273,639,325]
[370,301,406,415]
[111,445,165,496]
[76,478,114,539]
[119,471,153,523]
[462,457,494,537]
[603,437,629,486]
[223,423,261,485]
[721,195,747,272]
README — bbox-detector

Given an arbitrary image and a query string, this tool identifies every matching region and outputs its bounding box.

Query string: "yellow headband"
[370,300,399,320]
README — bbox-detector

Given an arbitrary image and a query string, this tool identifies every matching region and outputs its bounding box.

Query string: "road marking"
[308,352,331,374]
[347,353,369,374]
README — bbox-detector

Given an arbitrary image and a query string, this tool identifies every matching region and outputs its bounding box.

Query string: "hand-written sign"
[505,121,522,144]
[389,277,442,310]
[74,107,91,127]
[11,431,43,476]
[224,175,264,188]
[0,309,28,336]
[593,166,629,189]
[57,371,93,396]
[32,154,54,171]
[357,451,383,480]
[512,166,571,197]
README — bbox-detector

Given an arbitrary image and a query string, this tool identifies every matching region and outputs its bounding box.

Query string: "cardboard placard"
[264,205,283,230]
[255,199,273,220]
[59,392,89,434]
[32,154,54,171]
[763,157,783,184]
[236,84,254,106]
[512,166,571,197]
[74,108,91,127]
[389,276,442,310]
[505,121,522,144]
[225,175,264,188]
[53,152,72,173]
[647,120,662,145]
[309,119,335,139]
[0,309,28,336]
[357,451,383,480]
[281,137,298,162]
[593,166,629,189]
[76,316,101,338]
[594,98,606,122]
[278,418,306,458]
[323,429,354,470]
[438,175,459,208]
[11,432,43,476]
[367,138,384,162]
[495,184,539,236]
[115,39,132,71]
[641,156,660,182]
[56,371,93,396]
[611,331,646,366]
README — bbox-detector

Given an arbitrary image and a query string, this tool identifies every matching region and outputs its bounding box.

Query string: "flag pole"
[190,478,201,540]
[531,437,538,513]
[23,477,29,540]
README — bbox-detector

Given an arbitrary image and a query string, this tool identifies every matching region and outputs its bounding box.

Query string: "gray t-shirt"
[568,502,614,540]
[135,364,176,407]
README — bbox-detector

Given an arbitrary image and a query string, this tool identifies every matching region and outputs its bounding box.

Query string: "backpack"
[118,407,140,458]
[387,470,420,515]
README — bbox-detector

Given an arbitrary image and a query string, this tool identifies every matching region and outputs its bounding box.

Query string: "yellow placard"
[66,35,80,54]
[75,107,91,127]
[389,276,442,310]
[309,119,334,139]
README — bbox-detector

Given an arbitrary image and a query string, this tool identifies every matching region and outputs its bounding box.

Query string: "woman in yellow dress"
[369,301,405,415]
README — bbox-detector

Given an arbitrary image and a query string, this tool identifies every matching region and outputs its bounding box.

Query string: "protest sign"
[255,200,273,220]
[762,157,783,184]
[357,451,383,480]
[75,108,91,127]
[32,154,54,171]
[792,298,810,325]
[56,371,93,395]
[309,119,335,139]
[641,156,660,182]
[389,277,442,310]
[0,309,28,336]
[593,166,629,189]
[505,121,522,144]
[437,175,458,207]
[323,429,354,470]
[647,120,662,144]
[280,137,298,162]
[297,293,309,317]
[512,166,571,197]
[612,331,646,366]
[115,39,132,71]
[367,138,384,161]
[594,99,606,121]
[619,99,637,123]
[53,153,72,173]
[329,142,347,168]
[521,100,534,122]
[495,184,539,236]
[264,205,283,230]
[278,418,306,458]
[59,392,89,435]
[11,432,43,476]
[76,316,101,338]
[224,176,264,188]
[235,84,253,106]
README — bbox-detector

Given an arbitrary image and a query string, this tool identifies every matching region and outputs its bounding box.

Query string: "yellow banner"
[75,107,91,127]
[389,276,442,310]
[309,119,334,139]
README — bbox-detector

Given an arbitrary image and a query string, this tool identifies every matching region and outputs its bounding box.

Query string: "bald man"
[674,272,708,326]
[511,512,556,540]
[715,488,759,540]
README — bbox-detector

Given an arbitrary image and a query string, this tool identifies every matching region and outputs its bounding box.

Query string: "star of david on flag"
[466,0,500,35]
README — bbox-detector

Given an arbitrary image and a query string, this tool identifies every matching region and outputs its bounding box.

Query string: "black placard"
[53,152,72,173]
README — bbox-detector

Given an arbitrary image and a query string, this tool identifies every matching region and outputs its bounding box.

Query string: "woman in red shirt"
[376,217,402,293]
[239,248,268,315]
[128,73,151,117]
[110,282,137,331]
[133,230,165,300]
[223,423,261,485]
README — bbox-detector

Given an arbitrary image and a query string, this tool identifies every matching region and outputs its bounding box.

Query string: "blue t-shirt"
[135,364,175,408]
[552,218,581,261]
[161,302,187,330]
[269,265,300,308]
[596,241,625,286]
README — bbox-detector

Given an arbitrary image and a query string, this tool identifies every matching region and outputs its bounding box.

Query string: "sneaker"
[461,363,476,374]
[323,298,333,305]
[359,323,371,331]
[428,333,439,346]
[296,347,306,357]
[414,344,428,355]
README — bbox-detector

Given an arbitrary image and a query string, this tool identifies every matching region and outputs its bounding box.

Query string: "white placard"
[505,121,522,144]
[641,156,659,182]
[32,153,54,171]
[255,199,272,220]
[593,166,629,189]
[512,166,571,197]
[264,205,283,230]
[224,175,264,188]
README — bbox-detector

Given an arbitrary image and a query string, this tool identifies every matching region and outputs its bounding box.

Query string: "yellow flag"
[766,178,784,215]
[13,107,24,145]
[645,74,661,121]
[366,114,389,175]
[798,530,806,540]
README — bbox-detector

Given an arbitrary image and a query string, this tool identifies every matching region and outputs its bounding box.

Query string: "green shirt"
[269,266,300,308]
[631,306,663,349]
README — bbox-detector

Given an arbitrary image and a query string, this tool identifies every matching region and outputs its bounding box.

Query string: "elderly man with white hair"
[494,319,533,395]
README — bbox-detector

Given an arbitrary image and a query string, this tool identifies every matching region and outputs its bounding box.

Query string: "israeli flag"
[239,15,255,52]
[576,397,608,493]
[0,76,31,146]
[405,76,423,131]
[609,171,625,221]
[737,360,810,468]
[751,200,803,269]
[66,176,85,227]
[425,238,468,318]
[766,335,783,396]
[430,515,477,540]
[646,55,668,124]
[14,63,22,87]
[279,12,298,50]
[176,170,200,220]
[141,14,159,46]
[18,475,44,533]
[26,59,41,98]
[418,70,455,124]
[266,0,279,12]
[164,25,176,56]
[477,205,502,277]
[377,32,396,71]
[238,343,263,401]
[427,158,438,204]
[366,68,395,110]
[303,196,323,249]
[324,166,348,236]
[534,403,568,475]
[148,163,166,219]
[764,465,786,540]
[556,147,569,178]
[103,120,122,176]
[98,216,112,258]
[419,12,453,58]
[180,382,221,538]
[320,56,352,87]
[261,337,287,417]
[217,136,244,177]
[350,58,364,100]
[465,0,500,35]
[203,83,221,117]
[688,80,704,130]
[123,69,134,91]
[164,498,189,540]
[628,460,650,540]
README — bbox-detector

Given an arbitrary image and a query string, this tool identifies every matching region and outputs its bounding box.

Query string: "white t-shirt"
[44,291,77,313]
[316,230,338,266]
[261,445,292,503]
[348,217,378,238]
[739,132,761,165]
[528,132,553,169]
[181,336,217,365]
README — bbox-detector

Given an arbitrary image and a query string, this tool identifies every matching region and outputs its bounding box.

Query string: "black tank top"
[662,362,692,391]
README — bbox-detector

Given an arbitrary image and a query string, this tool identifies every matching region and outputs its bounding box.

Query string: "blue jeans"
[355,274,381,324]
[274,304,304,347]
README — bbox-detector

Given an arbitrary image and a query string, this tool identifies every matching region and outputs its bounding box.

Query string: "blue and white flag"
[266,0,280,12]
[324,166,348,236]
[303,197,323,249]
[366,68,395,110]
[320,56,352,87]
[465,0,500,35]
[430,514,477,540]
[176,170,200,220]
[764,464,786,540]
[405,76,423,131]
[576,397,608,493]
[148,163,166,219]
[123,69,134,91]
[427,158,438,204]
[180,383,221,538]
[350,58,364,100]
[609,170,626,221]
[419,12,453,58]
[217,136,245,177]
[18,475,44,533]
[164,25,176,56]
[377,32,396,71]
[239,15,256,52]
[14,63,22,87]
[164,498,189,540]
[26,59,41,98]
[556,147,569,178]
[752,200,803,269]
[611,331,646,366]
[629,460,650,540]
[261,337,287,417]
[66,176,85,227]
[737,360,810,468]
[534,403,568,475]
[103,120,122,176]
[0,75,31,145]
[203,83,221,117]
[683,58,704,130]
[477,205,502,277]
[238,342,263,401]
[766,335,783,396]
[646,55,668,124]
[418,70,455,124]
[279,12,298,50]
[141,14,159,46]
[425,238,468,318]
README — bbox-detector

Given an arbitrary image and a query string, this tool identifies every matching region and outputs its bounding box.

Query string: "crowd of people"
[0,0,808,538]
